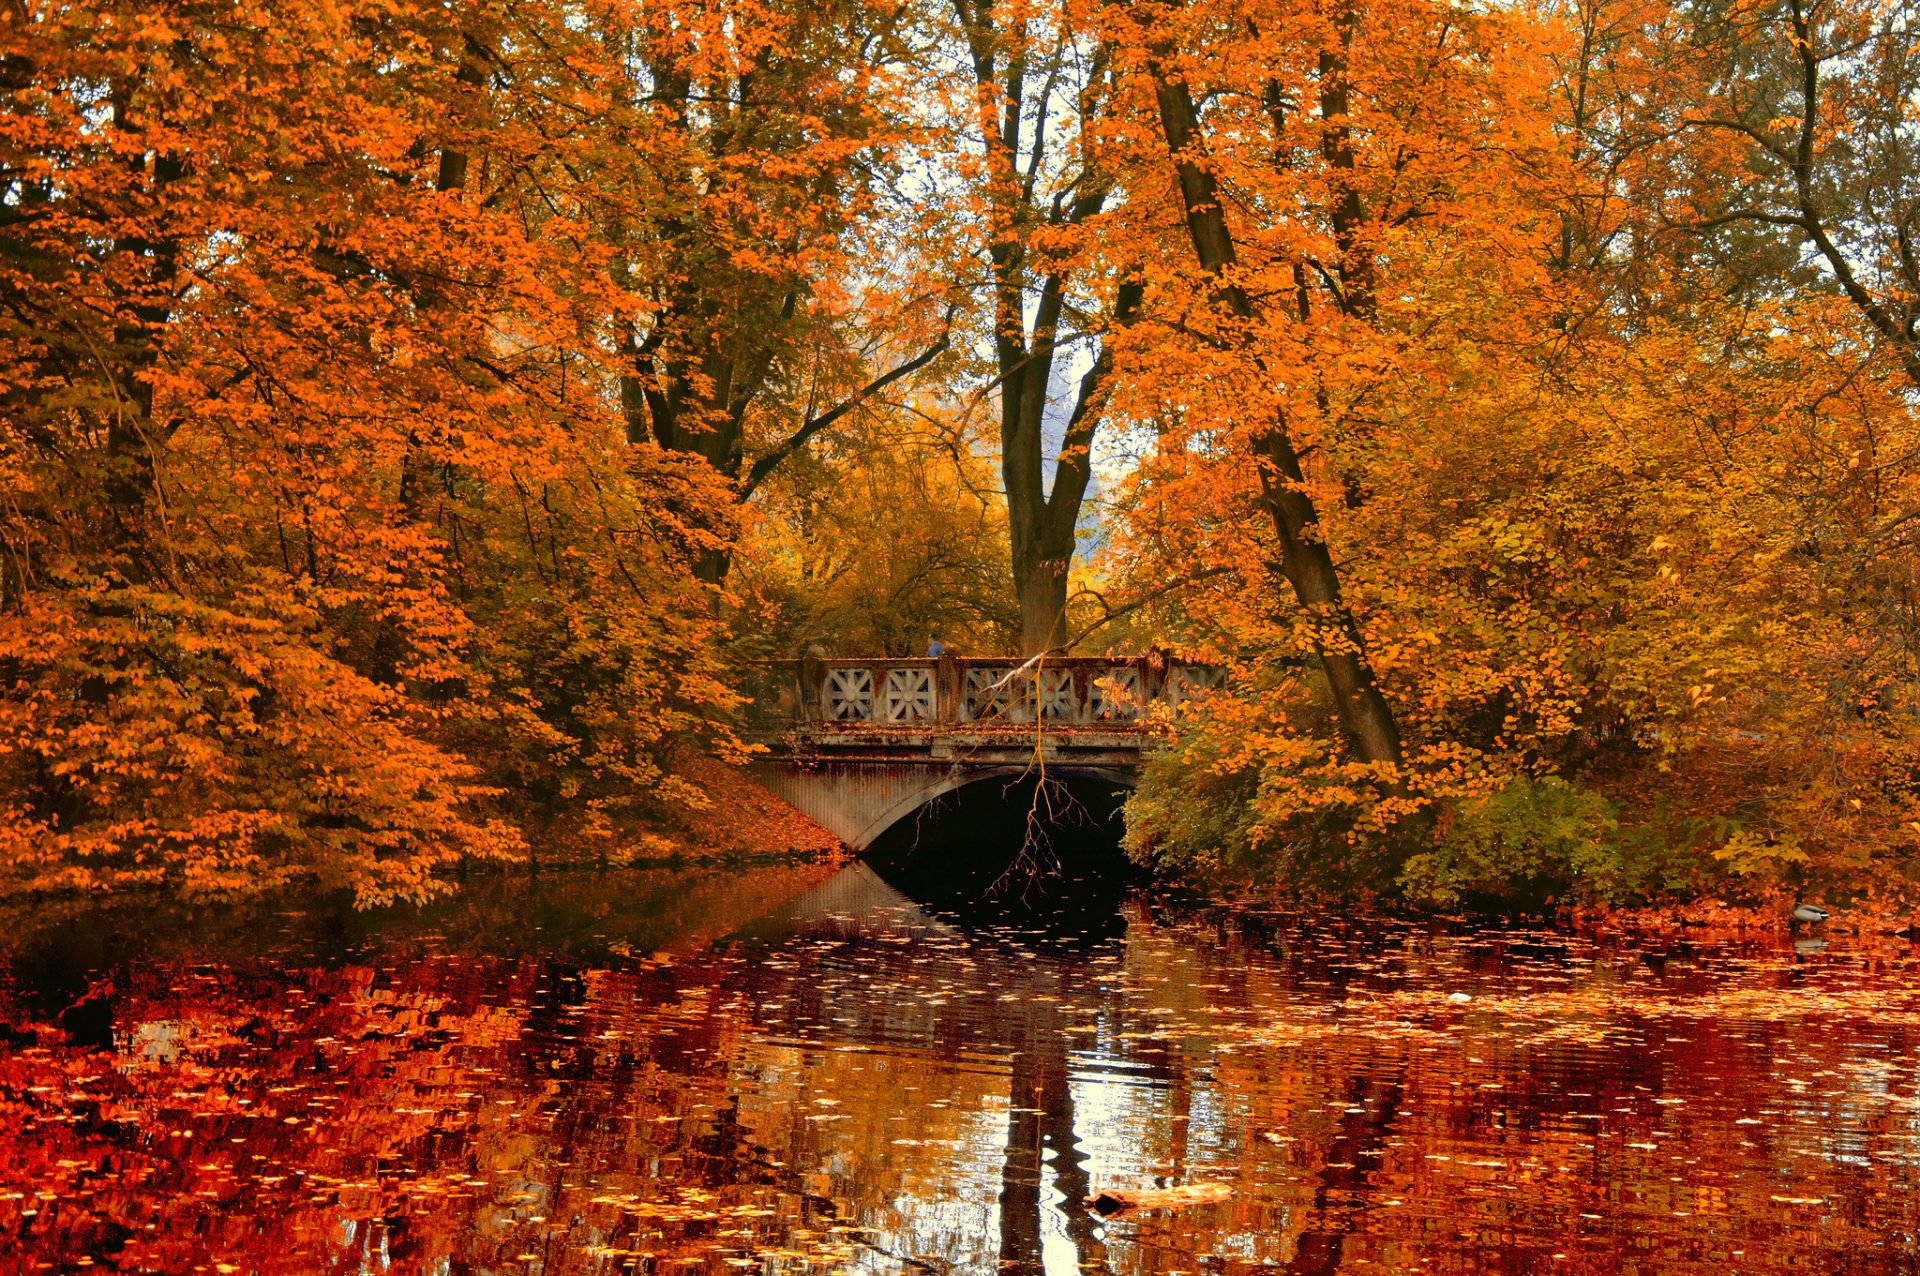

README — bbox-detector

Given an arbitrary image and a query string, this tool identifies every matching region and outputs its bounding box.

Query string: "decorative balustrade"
[746,656,1224,730]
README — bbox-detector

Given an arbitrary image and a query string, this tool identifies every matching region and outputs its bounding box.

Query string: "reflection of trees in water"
[999,992,1111,1276]
[1280,1058,1405,1276]
[12,866,1920,1273]
[722,863,1132,1271]
[692,866,1406,1276]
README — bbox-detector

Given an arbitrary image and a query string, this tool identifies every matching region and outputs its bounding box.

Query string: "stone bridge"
[745,655,1222,849]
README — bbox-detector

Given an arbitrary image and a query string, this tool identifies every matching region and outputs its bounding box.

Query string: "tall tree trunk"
[1013,553,1069,655]
[997,1043,1045,1275]
[955,1,1128,654]
[398,43,488,520]
[1144,60,1414,797]
[1004,277,1140,654]
[104,84,182,524]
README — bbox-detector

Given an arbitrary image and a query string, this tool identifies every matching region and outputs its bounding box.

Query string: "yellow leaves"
[1711,830,1808,876]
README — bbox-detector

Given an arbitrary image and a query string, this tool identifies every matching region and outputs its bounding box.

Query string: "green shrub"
[1124,733,1404,895]
[1123,743,1266,883]
[1398,775,1721,909]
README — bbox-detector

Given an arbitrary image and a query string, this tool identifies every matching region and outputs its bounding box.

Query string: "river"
[0,856,1915,1273]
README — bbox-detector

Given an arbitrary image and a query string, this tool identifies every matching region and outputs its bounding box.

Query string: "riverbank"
[519,757,846,869]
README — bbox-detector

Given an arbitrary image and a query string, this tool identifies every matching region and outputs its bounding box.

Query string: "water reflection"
[1,860,1917,1272]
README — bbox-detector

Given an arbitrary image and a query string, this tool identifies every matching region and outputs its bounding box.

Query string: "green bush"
[1397,775,1717,909]
[1124,733,1404,895]
[1123,743,1267,882]
[1130,738,1747,910]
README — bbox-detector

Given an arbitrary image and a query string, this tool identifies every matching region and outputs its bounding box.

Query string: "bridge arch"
[759,761,1136,852]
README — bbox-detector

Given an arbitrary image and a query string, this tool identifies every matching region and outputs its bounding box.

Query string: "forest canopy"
[6,0,1920,909]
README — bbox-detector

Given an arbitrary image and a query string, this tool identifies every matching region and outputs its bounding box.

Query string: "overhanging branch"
[738,315,954,499]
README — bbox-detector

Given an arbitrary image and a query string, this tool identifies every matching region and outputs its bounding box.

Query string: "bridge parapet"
[744,655,1223,848]
[745,655,1223,731]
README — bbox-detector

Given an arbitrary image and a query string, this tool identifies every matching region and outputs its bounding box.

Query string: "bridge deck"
[763,725,1155,769]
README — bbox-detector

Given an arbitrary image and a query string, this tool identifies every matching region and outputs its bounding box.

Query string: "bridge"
[744,654,1222,849]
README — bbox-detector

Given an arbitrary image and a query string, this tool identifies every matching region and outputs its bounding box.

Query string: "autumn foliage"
[1100,0,1920,905]
[0,0,748,902]
[6,0,1920,909]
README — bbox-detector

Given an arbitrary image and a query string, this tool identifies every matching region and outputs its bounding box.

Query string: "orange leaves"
[0,579,528,906]
[10,0,1920,910]
[0,0,764,904]
[1094,0,1920,900]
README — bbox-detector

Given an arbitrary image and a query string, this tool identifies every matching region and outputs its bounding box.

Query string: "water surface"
[1,859,1916,1273]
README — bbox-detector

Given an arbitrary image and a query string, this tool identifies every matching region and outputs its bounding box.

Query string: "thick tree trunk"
[1013,550,1069,654]
[996,1043,1044,1275]
[103,82,185,546]
[1004,280,1142,656]
[1254,433,1408,769]
[399,48,488,517]
[954,1,1130,656]
[993,253,1075,655]
[1145,62,1414,796]
[1002,352,1076,654]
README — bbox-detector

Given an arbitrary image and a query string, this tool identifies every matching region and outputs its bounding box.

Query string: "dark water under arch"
[861,771,1143,925]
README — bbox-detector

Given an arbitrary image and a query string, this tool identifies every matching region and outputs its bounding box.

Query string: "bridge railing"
[743,655,1224,729]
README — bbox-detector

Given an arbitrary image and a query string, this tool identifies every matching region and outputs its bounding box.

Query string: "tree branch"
[1681,115,1794,163]
[1058,567,1233,654]
[1781,0,1920,384]
[738,319,954,499]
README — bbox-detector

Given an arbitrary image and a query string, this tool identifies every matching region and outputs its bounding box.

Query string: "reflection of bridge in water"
[746,655,1223,849]
[697,862,1413,1275]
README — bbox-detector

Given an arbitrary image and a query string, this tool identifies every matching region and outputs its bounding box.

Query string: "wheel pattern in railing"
[966,667,1030,722]
[773,656,1219,729]
[882,668,935,722]
[824,667,875,721]
[1091,668,1144,721]
[1037,669,1078,721]
[1166,665,1226,716]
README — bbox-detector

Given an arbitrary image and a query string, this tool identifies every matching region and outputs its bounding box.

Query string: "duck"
[1792,902,1830,925]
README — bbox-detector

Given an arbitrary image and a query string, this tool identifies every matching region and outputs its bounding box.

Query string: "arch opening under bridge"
[859,771,1143,921]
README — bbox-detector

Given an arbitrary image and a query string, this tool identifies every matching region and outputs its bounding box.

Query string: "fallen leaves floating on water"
[3,879,1918,1273]
[1088,1183,1235,1216]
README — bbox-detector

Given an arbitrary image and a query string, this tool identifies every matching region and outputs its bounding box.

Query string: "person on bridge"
[925,632,946,658]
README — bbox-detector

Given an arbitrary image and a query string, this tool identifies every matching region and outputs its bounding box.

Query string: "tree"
[938,0,1142,654]
[491,0,953,580]
[0,0,741,903]
[1610,0,1920,384]
[1105,0,1920,902]
[1124,10,1412,803]
[1543,0,1920,890]
[1097,0,1567,838]
[733,404,1021,655]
